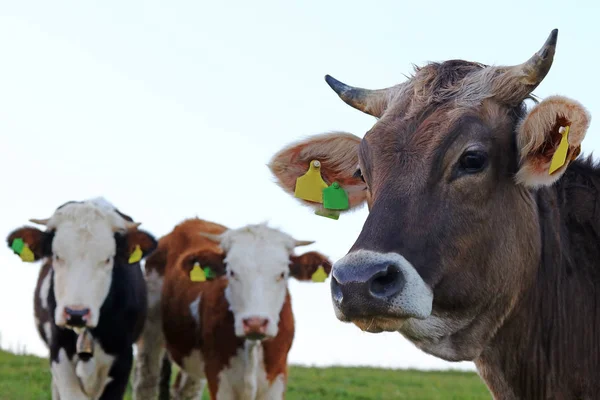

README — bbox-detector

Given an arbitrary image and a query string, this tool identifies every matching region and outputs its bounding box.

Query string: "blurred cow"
[133,218,332,400]
[7,198,157,399]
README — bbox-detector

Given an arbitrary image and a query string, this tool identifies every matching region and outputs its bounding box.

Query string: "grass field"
[0,349,491,399]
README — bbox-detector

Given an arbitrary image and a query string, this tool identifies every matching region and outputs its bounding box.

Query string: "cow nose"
[330,250,433,321]
[64,307,91,328]
[242,317,269,339]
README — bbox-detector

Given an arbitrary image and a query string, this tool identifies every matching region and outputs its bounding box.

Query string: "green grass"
[0,349,491,399]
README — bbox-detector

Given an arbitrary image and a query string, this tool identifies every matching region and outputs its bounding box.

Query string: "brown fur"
[152,218,331,399]
[269,53,596,398]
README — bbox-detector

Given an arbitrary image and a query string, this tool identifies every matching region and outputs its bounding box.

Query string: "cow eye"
[353,168,365,182]
[459,151,488,173]
[277,272,286,281]
[229,270,235,278]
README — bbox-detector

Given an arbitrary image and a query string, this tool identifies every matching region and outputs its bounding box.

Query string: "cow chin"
[351,317,407,333]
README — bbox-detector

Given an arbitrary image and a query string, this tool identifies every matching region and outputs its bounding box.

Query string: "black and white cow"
[6,197,157,399]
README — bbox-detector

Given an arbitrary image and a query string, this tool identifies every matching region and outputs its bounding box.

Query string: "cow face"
[199,224,332,340]
[7,200,157,329]
[269,30,592,360]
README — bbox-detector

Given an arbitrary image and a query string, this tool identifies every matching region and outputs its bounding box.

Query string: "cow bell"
[76,329,94,361]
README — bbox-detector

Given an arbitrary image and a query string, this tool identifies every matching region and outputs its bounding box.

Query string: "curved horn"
[199,232,223,243]
[125,221,142,230]
[295,240,315,247]
[29,218,50,226]
[325,75,395,118]
[493,29,558,104]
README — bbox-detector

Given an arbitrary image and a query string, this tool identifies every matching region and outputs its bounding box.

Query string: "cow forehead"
[222,224,295,272]
[49,203,121,258]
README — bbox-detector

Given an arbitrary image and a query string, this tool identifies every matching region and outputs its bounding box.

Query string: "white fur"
[46,201,130,328]
[189,295,202,328]
[51,348,88,400]
[218,224,298,339]
[215,342,280,400]
[172,369,206,400]
[332,249,433,324]
[74,339,115,398]
[44,322,53,345]
[40,269,52,309]
[133,282,166,400]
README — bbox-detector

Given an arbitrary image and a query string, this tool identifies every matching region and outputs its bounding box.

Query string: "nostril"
[330,276,343,304]
[369,265,404,298]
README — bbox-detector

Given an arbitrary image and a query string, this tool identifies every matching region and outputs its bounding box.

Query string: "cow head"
[269,29,592,360]
[6,198,157,329]
[198,224,332,340]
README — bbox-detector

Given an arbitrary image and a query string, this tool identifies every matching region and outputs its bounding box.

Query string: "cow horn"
[493,29,558,104]
[294,240,315,247]
[325,75,394,118]
[29,218,50,226]
[125,221,142,230]
[199,232,223,243]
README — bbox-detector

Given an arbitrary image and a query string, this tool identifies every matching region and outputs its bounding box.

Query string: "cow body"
[134,218,331,400]
[7,198,157,399]
[269,29,598,399]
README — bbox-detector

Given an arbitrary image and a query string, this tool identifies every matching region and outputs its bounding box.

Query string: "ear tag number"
[294,160,328,203]
[11,238,35,262]
[549,126,570,175]
[311,265,327,282]
[190,262,207,282]
[323,182,349,210]
[128,245,143,264]
[315,209,340,220]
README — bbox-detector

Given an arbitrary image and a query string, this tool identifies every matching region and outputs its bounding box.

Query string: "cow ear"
[144,245,167,276]
[516,95,591,188]
[182,250,227,281]
[6,226,51,262]
[289,251,332,282]
[268,132,367,212]
[121,229,158,264]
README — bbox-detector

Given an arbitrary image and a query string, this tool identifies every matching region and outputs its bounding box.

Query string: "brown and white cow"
[268,29,598,399]
[133,218,332,400]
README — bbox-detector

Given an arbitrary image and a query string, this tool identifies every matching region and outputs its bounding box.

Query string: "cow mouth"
[351,316,407,333]
[244,332,267,341]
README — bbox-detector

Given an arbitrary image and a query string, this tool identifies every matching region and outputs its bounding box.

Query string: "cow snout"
[330,250,433,328]
[242,317,269,340]
[64,307,91,328]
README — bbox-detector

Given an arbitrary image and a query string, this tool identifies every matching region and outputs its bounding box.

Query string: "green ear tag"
[11,238,25,254]
[203,266,215,280]
[315,209,340,220]
[322,182,349,210]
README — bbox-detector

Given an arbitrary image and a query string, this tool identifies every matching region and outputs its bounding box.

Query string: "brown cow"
[133,218,332,400]
[269,29,597,399]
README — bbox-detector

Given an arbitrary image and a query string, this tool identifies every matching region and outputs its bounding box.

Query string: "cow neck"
[476,161,600,399]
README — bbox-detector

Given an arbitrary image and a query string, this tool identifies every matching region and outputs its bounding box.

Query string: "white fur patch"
[189,295,202,329]
[51,348,88,400]
[215,342,283,400]
[44,322,53,345]
[217,224,299,338]
[74,338,115,398]
[181,349,206,380]
[145,268,164,311]
[40,269,52,309]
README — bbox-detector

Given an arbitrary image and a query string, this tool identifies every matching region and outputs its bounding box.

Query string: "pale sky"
[0,0,598,372]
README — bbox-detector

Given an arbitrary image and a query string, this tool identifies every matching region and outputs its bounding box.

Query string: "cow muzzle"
[63,306,92,328]
[242,317,270,341]
[330,250,433,332]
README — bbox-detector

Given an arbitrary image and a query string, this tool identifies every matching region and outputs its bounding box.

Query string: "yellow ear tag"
[20,245,35,262]
[128,245,143,264]
[311,265,327,283]
[549,126,570,175]
[294,160,329,204]
[190,262,207,282]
